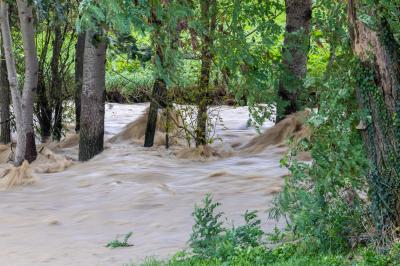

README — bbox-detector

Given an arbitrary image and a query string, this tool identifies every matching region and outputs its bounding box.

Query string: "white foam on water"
[0,103,286,266]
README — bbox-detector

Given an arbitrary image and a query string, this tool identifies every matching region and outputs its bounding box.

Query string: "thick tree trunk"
[276,0,312,122]
[195,0,217,147]
[79,33,106,161]
[75,32,85,133]
[349,0,400,242]
[0,45,10,144]
[17,0,38,163]
[51,25,63,141]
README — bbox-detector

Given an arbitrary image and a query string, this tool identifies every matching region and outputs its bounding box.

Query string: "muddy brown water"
[0,103,287,266]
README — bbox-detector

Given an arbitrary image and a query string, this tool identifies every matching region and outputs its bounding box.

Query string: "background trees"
[35,1,76,142]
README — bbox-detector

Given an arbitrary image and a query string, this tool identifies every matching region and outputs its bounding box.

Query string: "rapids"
[0,103,287,266]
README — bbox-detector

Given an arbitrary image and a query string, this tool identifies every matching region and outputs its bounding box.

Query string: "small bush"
[106,231,133,249]
[187,195,266,263]
[189,194,224,259]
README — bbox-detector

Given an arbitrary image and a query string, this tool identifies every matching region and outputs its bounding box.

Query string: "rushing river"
[0,103,287,266]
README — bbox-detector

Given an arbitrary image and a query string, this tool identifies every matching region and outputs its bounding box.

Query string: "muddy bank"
[0,103,287,266]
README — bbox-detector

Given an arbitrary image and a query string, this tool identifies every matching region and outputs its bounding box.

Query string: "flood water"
[0,103,287,266]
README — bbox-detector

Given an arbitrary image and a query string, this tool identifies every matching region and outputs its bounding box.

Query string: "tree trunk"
[51,25,63,141]
[144,5,167,148]
[0,1,24,164]
[0,1,38,165]
[17,0,38,163]
[195,0,217,147]
[349,0,400,242]
[75,32,85,133]
[144,78,166,147]
[276,0,312,122]
[0,44,10,144]
[79,33,106,161]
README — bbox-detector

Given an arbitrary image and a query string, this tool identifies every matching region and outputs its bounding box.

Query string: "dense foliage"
[137,196,400,266]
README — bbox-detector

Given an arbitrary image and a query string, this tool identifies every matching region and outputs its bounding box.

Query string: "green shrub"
[270,55,370,252]
[139,244,400,266]
[189,195,224,259]
[106,70,154,100]
[136,196,400,266]
[106,231,133,249]
[188,195,267,261]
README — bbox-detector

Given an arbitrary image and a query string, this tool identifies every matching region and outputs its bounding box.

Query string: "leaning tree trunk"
[144,78,166,147]
[51,25,63,141]
[195,0,217,147]
[75,32,85,133]
[144,5,167,148]
[79,33,106,161]
[349,0,400,242]
[276,0,312,122]
[0,45,10,144]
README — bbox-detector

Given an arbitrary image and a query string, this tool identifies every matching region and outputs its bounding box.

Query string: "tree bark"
[79,32,106,161]
[17,0,38,163]
[0,44,10,144]
[195,0,217,147]
[276,0,312,122]
[349,0,400,242]
[144,78,166,147]
[75,32,85,133]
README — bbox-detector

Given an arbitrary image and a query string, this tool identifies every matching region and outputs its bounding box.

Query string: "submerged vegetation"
[106,232,134,249]
[1,0,400,264]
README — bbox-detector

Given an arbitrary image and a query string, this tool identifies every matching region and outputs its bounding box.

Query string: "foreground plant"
[136,197,400,266]
[187,195,265,261]
[106,231,133,249]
